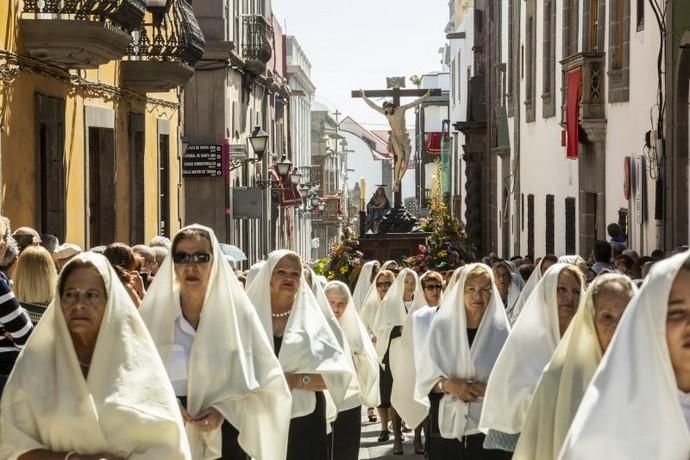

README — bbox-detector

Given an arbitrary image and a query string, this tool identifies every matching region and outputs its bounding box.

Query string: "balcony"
[242,15,273,76]
[561,52,606,123]
[21,0,146,69]
[122,0,205,92]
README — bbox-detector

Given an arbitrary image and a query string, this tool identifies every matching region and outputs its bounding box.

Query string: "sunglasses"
[376,282,393,289]
[172,251,212,265]
[423,284,443,291]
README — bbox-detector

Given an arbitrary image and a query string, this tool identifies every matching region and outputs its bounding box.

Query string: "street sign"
[232,187,264,219]
[229,144,248,160]
[183,145,223,177]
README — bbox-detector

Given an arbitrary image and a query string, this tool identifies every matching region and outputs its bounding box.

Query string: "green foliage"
[409,74,422,88]
[405,161,476,272]
[311,229,364,290]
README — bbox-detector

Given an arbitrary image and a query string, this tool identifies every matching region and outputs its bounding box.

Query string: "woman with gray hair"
[324,281,380,460]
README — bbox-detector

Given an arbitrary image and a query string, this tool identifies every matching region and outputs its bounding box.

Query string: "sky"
[272,0,450,130]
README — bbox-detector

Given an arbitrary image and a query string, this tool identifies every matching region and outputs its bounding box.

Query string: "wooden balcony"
[21,0,145,69]
[561,52,606,123]
[242,15,273,76]
[122,0,205,93]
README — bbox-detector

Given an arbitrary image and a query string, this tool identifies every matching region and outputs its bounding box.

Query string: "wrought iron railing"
[242,15,273,63]
[23,0,146,32]
[126,0,205,66]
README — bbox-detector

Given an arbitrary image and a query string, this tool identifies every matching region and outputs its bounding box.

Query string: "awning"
[270,168,303,206]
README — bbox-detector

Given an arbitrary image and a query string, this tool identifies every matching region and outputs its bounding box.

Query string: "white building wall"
[287,36,315,260]
[604,1,661,254]
[517,0,579,257]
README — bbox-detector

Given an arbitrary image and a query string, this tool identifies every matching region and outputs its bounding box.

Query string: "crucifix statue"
[352,81,439,207]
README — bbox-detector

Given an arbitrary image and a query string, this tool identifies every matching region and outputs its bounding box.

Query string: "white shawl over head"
[371,268,419,360]
[558,253,690,460]
[244,260,266,290]
[480,263,582,435]
[514,274,636,460]
[352,261,380,312]
[246,250,354,419]
[417,264,510,439]
[509,258,546,323]
[389,271,439,427]
[445,266,466,293]
[307,269,361,420]
[360,271,388,334]
[325,281,380,410]
[140,225,291,460]
[0,253,191,460]
[495,261,525,318]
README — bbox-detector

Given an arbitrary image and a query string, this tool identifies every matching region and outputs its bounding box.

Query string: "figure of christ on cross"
[353,87,437,206]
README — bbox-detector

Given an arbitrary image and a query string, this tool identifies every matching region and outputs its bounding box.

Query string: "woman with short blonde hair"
[14,246,57,323]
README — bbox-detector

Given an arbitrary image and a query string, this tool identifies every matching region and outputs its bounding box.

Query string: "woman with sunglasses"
[140,225,291,460]
[360,269,396,443]
[390,271,445,455]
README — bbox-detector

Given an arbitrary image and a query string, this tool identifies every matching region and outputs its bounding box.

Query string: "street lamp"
[290,168,302,185]
[275,156,293,179]
[249,126,269,161]
[311,195,321,208]
[318,202,326,212]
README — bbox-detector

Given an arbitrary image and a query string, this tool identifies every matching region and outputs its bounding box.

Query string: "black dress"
[177,396,248,460]
[275,335,330,460]
[331,405,361,460]
[427,328,512,460]
[378,325,402,409]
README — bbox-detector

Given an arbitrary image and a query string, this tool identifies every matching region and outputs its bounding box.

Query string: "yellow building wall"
[0,1,183,246]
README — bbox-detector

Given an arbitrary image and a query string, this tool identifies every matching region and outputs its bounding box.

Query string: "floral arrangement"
[405,161,476,272]
[312,227,364,290]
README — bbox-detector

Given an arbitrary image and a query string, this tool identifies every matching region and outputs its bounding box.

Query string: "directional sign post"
[182,145,223,177]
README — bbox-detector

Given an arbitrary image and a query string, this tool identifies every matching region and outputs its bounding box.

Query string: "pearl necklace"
[78,359,91,368]
[272,309,292,319]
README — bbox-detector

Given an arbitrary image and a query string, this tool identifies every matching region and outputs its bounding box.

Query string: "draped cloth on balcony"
[566,68,581,160]
[0,253,191,460]
[140,225,292,460]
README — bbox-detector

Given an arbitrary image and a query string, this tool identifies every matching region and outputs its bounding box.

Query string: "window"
[88,127,116,246]
[542,0,557,118]
[609,0,631,102]
[457,51,462,103]
[612,0,626,70]
[36,95,66,242]
[636,0,645,31]
[563,0,579,58]
[525,0,536,122]
[129,113,145,244]
[159,133,170,237]
[451,58,456,105]
[527,194,535,257]
[507,0,515,115]
[589,0,600,50]
[546,194,555,255]
[566,197,577,254]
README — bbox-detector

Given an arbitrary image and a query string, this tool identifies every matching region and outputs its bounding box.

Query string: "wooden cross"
[351,87,442,207]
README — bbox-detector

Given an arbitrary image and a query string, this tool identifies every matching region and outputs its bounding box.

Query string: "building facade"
[286,36,315,261]
[185,0,293,265]
[0,0,204,247]
[448,0,670,258]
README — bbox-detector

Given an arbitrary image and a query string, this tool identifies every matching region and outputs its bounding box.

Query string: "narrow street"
[358,413,423,460]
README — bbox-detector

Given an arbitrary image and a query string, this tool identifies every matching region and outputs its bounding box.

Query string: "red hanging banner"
[566,68,582,159]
